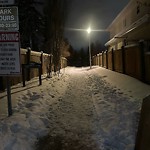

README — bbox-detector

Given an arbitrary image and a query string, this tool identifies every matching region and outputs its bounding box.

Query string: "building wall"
[106,0,150,55]
[108,0,150,39]
[103,0,150,85]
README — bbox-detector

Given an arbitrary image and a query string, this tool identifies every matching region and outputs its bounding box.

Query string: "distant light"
[87,27,91,34]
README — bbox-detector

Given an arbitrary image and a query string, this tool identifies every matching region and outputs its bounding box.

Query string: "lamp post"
[87,27,92,69]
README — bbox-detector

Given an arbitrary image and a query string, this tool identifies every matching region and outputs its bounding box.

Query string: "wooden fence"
[0,48,67,90]
[92,43,150,84]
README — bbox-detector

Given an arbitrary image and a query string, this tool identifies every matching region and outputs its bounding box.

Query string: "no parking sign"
[0,32,21,75]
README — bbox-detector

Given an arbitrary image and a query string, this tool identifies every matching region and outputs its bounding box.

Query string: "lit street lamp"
[87,27,92,69]
[66,26,107,68]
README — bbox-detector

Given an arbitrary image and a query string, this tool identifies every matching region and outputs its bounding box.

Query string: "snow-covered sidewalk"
[0,66,150,150]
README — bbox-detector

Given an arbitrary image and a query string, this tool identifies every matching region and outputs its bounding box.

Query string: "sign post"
[0,4,19,116]
[0,32,20,116]
[6,76,12,116]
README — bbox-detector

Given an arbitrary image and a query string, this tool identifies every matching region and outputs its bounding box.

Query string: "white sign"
[0,7,19,31]
[0,0,14,5]
[0,32,21,75]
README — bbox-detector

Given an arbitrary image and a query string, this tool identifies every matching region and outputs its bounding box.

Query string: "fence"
[0,48,67,90]
[92,43,150,84]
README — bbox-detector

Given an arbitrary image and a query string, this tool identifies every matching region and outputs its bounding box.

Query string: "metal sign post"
[0,5,19,116]
[6,76,12,116]
[0,32,20,116]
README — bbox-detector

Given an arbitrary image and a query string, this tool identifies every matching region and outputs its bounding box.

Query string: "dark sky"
[64,0,130,50]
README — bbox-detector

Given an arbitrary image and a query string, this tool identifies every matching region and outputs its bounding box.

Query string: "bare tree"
[17,0,44,50]
[44,0,69,73]
[60,38,71,58]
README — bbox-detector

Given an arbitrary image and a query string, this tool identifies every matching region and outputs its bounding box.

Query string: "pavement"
[1,66,150,119]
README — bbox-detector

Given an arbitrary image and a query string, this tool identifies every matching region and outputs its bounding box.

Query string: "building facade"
[105,0,150,51]
[92,0,150,83]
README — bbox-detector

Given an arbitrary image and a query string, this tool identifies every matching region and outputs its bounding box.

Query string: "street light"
[87,27,91,34]
[87,27,92,69]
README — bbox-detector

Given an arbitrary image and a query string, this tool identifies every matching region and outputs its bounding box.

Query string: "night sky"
[64,0,130,50]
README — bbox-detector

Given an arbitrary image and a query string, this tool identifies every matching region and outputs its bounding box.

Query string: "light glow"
[87,27,91,34]
[65,27,108,32]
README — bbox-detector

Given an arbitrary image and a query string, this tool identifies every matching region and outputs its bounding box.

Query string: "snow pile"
[0,66,150,150]
[0,73,69,150]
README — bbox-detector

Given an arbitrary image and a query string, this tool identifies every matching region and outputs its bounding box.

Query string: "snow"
[0,66,150,150]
